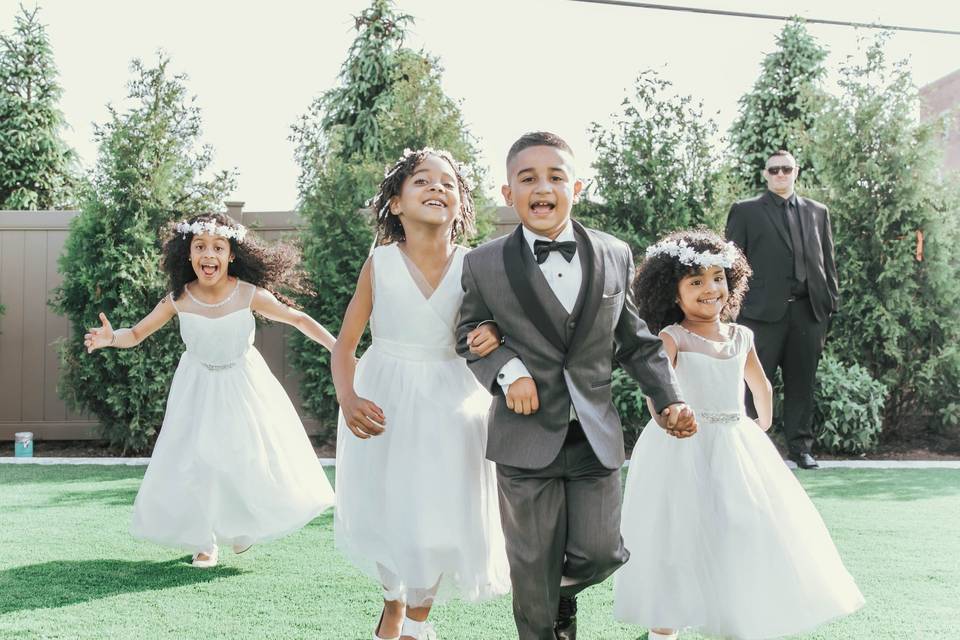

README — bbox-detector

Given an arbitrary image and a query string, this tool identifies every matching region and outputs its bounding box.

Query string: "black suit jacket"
[725,191,839,323]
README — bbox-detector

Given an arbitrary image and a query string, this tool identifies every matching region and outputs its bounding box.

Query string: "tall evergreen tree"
[288,0,489,432]
[51,55,234,452]
[0,5,78,209]
[810,38,960,438]
[729,19,827,193]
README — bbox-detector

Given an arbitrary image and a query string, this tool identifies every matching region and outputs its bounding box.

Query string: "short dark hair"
[766,149,796,165]
[506,131,574,168]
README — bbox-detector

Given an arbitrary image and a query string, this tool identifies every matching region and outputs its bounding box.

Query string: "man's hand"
[340,393,386,439]
[466,323,501,357]
[506,377,539,415]
[660,403,697,438]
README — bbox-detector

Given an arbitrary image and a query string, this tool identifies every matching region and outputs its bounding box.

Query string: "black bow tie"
[533,239,578,264]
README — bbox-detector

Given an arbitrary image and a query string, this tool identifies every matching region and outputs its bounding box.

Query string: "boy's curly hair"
[161,212,312,307]
[631,228,752,334]
[369,147,476,245]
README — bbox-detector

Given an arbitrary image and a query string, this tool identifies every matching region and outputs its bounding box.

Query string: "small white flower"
[175,220,247,243]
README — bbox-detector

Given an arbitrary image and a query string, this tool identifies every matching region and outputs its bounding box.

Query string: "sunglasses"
[766,165,795,175]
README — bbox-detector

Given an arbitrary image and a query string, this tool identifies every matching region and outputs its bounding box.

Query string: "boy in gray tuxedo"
[456,132,697,640]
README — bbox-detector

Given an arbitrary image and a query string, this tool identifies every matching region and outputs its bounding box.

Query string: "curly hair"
[161,212,312,307]
[631,228,752,334]
[369,147,476,245]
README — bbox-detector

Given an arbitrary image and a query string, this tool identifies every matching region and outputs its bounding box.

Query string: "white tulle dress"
[614,323,864,639]
[130,279,335,553]
[334,243,510,606]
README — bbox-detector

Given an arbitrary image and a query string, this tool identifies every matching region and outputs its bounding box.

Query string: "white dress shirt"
[497,224,582,414]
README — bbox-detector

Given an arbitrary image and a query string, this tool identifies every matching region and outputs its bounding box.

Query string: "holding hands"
[84,313,114,353]
[659,403,697,439]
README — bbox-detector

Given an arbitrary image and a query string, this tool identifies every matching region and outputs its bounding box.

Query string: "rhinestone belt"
[698,412,742,423]
[200,361,237,371]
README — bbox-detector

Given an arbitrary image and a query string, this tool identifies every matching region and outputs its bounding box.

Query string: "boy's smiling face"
[502,145,582,239]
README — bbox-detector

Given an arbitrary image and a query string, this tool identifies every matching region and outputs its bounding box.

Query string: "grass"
[0,466,958,639]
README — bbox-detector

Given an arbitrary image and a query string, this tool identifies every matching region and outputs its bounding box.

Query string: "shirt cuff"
[497,358,530,393]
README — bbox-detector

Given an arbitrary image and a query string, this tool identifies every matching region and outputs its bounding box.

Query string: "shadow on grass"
[0,465,145,485]
[0,559,243,614]
[801,469,960,501]
[45,486,139,507]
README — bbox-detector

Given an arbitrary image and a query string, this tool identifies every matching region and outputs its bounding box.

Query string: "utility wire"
[568,0,960,36]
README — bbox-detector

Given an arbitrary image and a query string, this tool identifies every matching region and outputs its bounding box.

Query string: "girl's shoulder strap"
[659,323,683,344]
[240,280,257,308]
[734,323,755,351]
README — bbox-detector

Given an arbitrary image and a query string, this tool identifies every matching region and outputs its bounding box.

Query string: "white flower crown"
[175,219,248,243]
[645,238,739,269]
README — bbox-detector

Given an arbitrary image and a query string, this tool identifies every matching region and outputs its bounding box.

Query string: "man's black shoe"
[555,595,577,639]
[790,452,819,469]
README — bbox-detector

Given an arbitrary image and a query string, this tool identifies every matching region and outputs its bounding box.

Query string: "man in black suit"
[725,150,839,469]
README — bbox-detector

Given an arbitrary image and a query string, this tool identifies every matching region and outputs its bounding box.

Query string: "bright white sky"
[2,0,959,209]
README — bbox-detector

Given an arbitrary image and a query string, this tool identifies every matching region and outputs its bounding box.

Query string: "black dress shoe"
[554,595,577,639]
[790,452,820,469]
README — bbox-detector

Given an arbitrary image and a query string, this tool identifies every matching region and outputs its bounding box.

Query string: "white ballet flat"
[232,543,253,554]
[191,545,219,568]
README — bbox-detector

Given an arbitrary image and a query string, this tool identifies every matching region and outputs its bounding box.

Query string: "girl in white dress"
[332,148,511,640]
[613,229,864,639]
[84,213,336,568]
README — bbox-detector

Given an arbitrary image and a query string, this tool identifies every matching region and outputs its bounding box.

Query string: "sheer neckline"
[185,279,240,308]
[676,322,735,344]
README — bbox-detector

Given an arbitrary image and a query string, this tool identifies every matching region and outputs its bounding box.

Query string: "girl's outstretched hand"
[340,392,386,439]
[467,323,502,357]
[84,313,114,353]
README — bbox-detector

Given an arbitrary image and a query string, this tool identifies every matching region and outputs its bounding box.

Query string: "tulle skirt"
[334,341,511,606]
[614,415,864,639]
[131,348,335,553]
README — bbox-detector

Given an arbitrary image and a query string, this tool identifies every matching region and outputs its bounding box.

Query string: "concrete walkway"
[2,457,958,469]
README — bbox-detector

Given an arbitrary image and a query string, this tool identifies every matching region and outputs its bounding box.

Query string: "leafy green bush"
[0,6,78,209]
[288,0,491,436]
[813,352,887,454]
[579,70,726,254]
[612,368,652,449]
[50,55,233,453]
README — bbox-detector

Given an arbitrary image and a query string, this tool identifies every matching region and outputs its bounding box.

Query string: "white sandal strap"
[400,617,435,640]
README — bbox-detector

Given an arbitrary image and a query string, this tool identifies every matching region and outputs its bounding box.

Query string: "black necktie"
[783,200,807,283]
[533,239,577,264]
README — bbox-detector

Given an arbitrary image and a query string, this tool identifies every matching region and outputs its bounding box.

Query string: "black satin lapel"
[503,226,566,352]
[763,192,794,253]
[567,221,604,355]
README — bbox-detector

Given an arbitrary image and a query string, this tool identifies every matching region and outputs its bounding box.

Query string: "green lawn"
[0,466,957,639]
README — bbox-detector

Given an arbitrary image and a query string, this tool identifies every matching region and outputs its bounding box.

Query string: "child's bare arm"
[744,345,773,430]
[646,332,679,429]
[332,259,385,439]
[84,296,176,353]
[251,288,336,352]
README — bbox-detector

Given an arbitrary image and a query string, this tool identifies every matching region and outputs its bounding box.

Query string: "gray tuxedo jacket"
[456,221,682,470]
